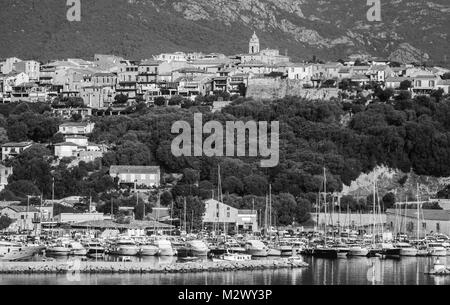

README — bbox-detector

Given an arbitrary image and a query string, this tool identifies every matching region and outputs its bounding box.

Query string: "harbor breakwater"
[0,260,308,274]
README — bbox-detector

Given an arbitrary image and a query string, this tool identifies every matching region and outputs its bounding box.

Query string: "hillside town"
[1,32,449,108]
[1,33,450,275]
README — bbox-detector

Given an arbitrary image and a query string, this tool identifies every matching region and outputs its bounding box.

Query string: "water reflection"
[3,256,450,285]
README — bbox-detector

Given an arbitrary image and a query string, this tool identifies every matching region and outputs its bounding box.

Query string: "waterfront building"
[202,199,258,233]
[0,205,40,231]
[109,166,161,188]
[55,212,110,224]
[386,208,450,237]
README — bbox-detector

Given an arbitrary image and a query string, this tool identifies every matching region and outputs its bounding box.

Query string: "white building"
[110,166,161,188]
[58,122,95,135]
[55,212,110,224]
[0,164,13,191]
[0,205,40,231]
[1,142,33,161]
[13,60,40,81]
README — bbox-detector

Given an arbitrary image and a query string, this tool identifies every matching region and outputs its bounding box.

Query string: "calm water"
[1,256,449,285]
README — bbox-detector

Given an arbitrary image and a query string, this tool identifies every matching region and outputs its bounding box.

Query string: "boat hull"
[139,246,159,256]
[268,248,282,256]
[313,248,338,259]
[0,247,38,261]
[246,249,268,257]
[430,248,447,257]
[399,248,418,257]
[46,247,71,256]
[348,247,369,257]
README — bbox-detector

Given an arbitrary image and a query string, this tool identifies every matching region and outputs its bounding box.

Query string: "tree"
[442,73,450,80]
[243,175,268,196]
[154,96,166,107]
[7,121,28,142]
[173,196,205,231]
[168,95,184,106]
[182,168,200,185]
[6,180,41,197]
[399,80,412,90]
[382,192,396,210]
[0,215,13,230]
[114,94,128,105]
[0,127,9,144]
[223,176,244,195]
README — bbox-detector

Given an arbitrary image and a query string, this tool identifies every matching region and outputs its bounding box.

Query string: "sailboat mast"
[269,184,272,241]
[416,183,420,240]
[184,197,187,233]
[372,178,376,246]
[323,167,327,247]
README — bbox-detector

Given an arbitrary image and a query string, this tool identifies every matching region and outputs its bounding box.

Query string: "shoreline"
[0,259,308,274]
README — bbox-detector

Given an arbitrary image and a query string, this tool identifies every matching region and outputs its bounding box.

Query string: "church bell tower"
[249,31,260,54]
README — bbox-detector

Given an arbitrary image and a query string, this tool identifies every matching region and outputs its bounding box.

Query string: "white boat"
[69,242,87,256]
[278,243,293,256]
[155,239,176,256]
[46,242,72,256]
[0,241,39,261]
[139,243,159,256]
[110,239,139,256]
[348,246,369,257]
[186,240,209,256]
[285,255,304,264]
[84,241,106,258]
[267,246,282,256]
[213,251,252,262]
[429,243,447,257]
[396,242,418,257]
[245,240,268,257]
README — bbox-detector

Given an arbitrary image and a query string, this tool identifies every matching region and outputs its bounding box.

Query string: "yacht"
[278,242,294,257]
[212,251,252,262]
[69,241,87,256]
[245,240,268,257]
[186,240,209,256]
[138,242,159,256]
[46,241,72,256]
[396,242,418,257]
[267,243,282,256]
[84,241,106,258]
[312,246,338,259]
[109,239,139,256]
[379,243,401,258]
[154,239,176,256]
[428,242,447,257]
[0,241,39,261]
[348,245,369,257]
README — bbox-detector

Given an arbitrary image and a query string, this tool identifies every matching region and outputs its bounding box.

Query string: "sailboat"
[312,168,338,259]
[266,186,282,256]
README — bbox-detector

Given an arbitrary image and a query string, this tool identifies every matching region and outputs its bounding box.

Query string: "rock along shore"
[0,259,308,274]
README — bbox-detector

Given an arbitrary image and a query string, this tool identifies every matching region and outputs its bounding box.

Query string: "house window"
[437,222,440,232]
[227,212,230,218]
[422,222,426,229]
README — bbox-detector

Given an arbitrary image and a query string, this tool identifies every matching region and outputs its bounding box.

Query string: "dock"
[0,259,308,274]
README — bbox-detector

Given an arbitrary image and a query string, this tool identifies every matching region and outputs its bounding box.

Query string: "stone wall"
[246,78,340,100]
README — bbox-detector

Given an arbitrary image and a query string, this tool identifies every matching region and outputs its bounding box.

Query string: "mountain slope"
[0,0,449,64]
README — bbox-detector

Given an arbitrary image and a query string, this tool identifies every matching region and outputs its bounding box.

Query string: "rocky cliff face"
[0,0,449,64]
[343,165,450,201]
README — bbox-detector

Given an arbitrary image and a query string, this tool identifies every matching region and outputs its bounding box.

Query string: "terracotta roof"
[3,205,39,213]
[70,219,174,229]
[110,166,160,175]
